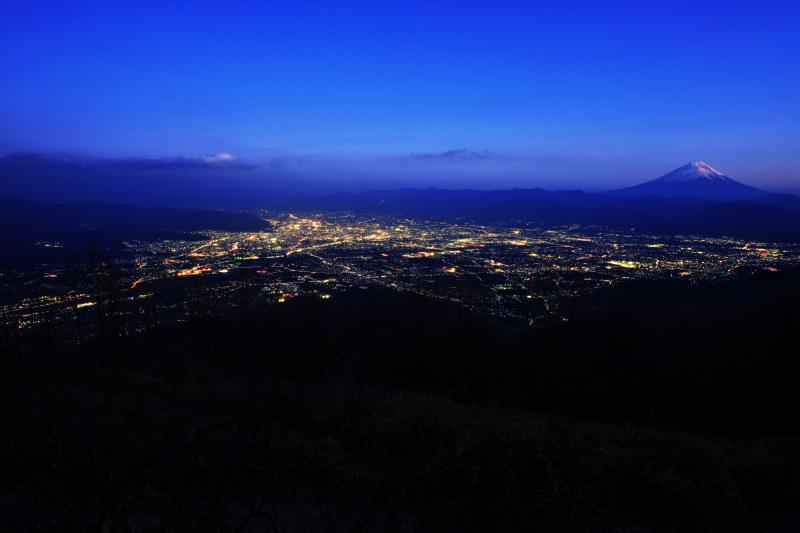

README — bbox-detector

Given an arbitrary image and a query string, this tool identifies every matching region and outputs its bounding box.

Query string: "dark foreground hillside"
[2,275,800,531]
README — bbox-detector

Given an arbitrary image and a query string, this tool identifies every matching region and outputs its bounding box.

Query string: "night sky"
[2,1,799,192]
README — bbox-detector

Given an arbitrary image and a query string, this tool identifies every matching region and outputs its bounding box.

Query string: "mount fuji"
[611,161,766,201]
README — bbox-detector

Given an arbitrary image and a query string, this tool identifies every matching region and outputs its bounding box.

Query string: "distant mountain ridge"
[2,153,800,242]
[611,161,766,201]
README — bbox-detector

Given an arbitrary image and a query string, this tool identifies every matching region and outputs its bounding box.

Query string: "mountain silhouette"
[611,161,766,201]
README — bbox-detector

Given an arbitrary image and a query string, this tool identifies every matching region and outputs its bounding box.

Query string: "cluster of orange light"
[177,265,212,277]
[276,291,298,303]
[402,251,437,258]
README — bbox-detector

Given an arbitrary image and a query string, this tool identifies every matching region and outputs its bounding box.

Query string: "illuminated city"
[5,211,799,335]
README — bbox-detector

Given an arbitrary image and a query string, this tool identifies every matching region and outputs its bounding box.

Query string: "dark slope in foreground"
[0,198,269,263]
[5,367,797,532]
[3,272,800,531]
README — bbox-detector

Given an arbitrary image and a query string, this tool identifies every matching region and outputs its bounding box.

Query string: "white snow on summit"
[656,161,730,183]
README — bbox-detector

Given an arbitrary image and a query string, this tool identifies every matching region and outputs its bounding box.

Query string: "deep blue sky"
[2,1,799,191]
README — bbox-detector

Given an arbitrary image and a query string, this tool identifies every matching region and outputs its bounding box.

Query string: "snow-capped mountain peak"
[656,161,728,183]
[609,161,765,201]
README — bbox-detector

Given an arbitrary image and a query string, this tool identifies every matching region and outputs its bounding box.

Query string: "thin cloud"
[413,149,494,160]
[0,152,256,173]
[201,152,238,164]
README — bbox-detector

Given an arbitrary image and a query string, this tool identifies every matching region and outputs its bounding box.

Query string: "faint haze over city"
[1,1,799,193]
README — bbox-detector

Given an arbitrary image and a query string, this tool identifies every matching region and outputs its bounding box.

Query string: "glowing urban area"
[8,211,799,335]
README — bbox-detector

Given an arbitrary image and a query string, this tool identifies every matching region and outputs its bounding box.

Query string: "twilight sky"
[2,1,799,192]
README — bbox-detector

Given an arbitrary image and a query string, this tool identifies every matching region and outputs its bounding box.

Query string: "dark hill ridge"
[267,187,800,242]
[3,153,799,241]
[0,198,269,263]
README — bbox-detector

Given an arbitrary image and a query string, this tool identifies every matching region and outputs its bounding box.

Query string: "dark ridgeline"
[5,154,800,243]
[0,198,270,264]
[3,266,800,531]
[268,185,800,242]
